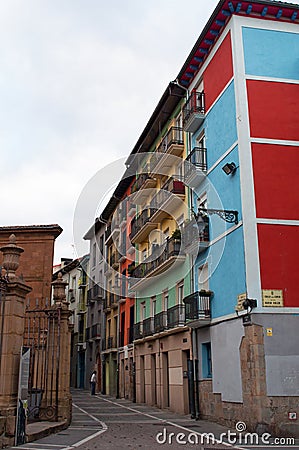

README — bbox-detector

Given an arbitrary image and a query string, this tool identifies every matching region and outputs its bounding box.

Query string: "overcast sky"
[0,0,298,264]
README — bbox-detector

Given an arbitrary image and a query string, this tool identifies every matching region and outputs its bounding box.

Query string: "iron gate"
[24,297,61,422]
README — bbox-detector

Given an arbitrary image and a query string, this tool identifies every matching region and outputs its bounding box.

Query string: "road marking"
[98,396,245,450]
[60,403,108,450]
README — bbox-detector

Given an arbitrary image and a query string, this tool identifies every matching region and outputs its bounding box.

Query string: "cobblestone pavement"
[8,389,299,450]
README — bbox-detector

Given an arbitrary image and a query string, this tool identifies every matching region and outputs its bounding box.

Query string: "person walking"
[90,370,97,395]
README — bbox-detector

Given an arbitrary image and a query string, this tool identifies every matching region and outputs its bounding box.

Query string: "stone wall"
[198,323,299,438]
[0,225,62,303]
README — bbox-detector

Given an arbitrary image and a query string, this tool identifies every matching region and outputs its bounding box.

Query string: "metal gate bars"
[24,297,61,422]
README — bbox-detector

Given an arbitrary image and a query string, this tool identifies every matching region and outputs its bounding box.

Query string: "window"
[92,243,96,267]
[163,290,169,311]
[151,296,156,317]
[202,342,212,378]
[99,235,104,260]
[142,248,147,261]
[198,263,209,291]
[196,131,205,149]
[71,276,76,291]
[140,302,146,332]
[198,192,207,210]
[177,281,184,305]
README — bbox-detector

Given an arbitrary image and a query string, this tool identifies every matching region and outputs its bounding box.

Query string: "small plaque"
[266,328,273,336]
[236,293,247,312]
[288,412,297,420]
[262,290,283,307]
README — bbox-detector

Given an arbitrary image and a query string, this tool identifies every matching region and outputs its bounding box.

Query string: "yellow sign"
[266,328,273,336]
[262,290,284,307]
[235,293,247,312]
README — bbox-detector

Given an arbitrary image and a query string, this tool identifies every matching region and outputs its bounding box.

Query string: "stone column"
[0,235,32,447]
[51,273,72,424]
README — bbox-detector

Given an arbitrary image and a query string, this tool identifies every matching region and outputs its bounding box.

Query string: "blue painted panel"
[207,146,242,239]
[191,145,242,241]
[193,81,237,169]
[243,27,299,80]
[209,228,246,318]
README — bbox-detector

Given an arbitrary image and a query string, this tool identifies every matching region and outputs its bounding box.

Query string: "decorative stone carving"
[0,234,24,279]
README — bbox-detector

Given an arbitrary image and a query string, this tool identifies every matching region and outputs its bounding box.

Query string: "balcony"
[106,336,115,349]
[91,323,101,340]
[129,209,158,244]
[131,173,157,205]
[87,284,104,304]
[143,317,154,337]
[102,297,109,311]
[183,91,205,133]
[85,327,91,341]
[154,311,167,333]
[157,127,184,157]
[105,216,120,245]
[182,218,209,254]
[150,178,185,223]
[109,251,121,269]
[167,304,185,328]
[184,290,213,326]
[133,305,186,341]
[184,147,207,187]
[131,236,184,286]
[134,322,143,340]
[150,127,184,174]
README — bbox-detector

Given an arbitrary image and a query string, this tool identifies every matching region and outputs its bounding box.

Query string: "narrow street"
[9,390,299,450]
[8,389,238,450]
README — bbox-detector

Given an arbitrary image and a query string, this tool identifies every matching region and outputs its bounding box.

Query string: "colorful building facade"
[83,0,299,437]
[176,0,299,436]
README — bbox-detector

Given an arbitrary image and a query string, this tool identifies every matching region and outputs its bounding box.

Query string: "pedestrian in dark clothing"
[90,370,96,395]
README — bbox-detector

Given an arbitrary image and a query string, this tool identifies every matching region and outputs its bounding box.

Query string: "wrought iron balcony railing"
[129,208,155,242]
[134,322,143,340]
[133,305,185,340]
[149,179,185,215]
[167,304,185,328]
[91,323,101,339]
[87,284,104,303]
[185,147,207,173]
[154,311,167,333]
[156,126,184,154]
[107,336,115,349]
[183,91,205,133]
[143,317,154,337]
[184,290,213,321]
[182,218,209,251]
[131,236,182,279]
[131,173,157,193]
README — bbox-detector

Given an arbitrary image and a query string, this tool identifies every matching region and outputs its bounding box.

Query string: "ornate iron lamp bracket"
[196,207,239,225]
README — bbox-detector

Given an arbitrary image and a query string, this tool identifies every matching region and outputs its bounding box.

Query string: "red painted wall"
[119,182,136,346]
[247,80,299,140]
[204,32,233,111]
[252,143,299,220]
[257,224,299,307]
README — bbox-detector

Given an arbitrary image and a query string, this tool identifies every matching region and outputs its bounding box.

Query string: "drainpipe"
[116,296,120,399]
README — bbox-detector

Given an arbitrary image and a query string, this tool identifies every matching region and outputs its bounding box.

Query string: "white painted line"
[60,403,108,450]
[26,445,62,448]
[98,396,245,450]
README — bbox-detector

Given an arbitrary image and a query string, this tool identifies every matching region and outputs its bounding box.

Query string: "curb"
[26,420,67,443]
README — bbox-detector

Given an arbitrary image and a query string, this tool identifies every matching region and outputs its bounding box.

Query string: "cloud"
[1,0,298,263]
